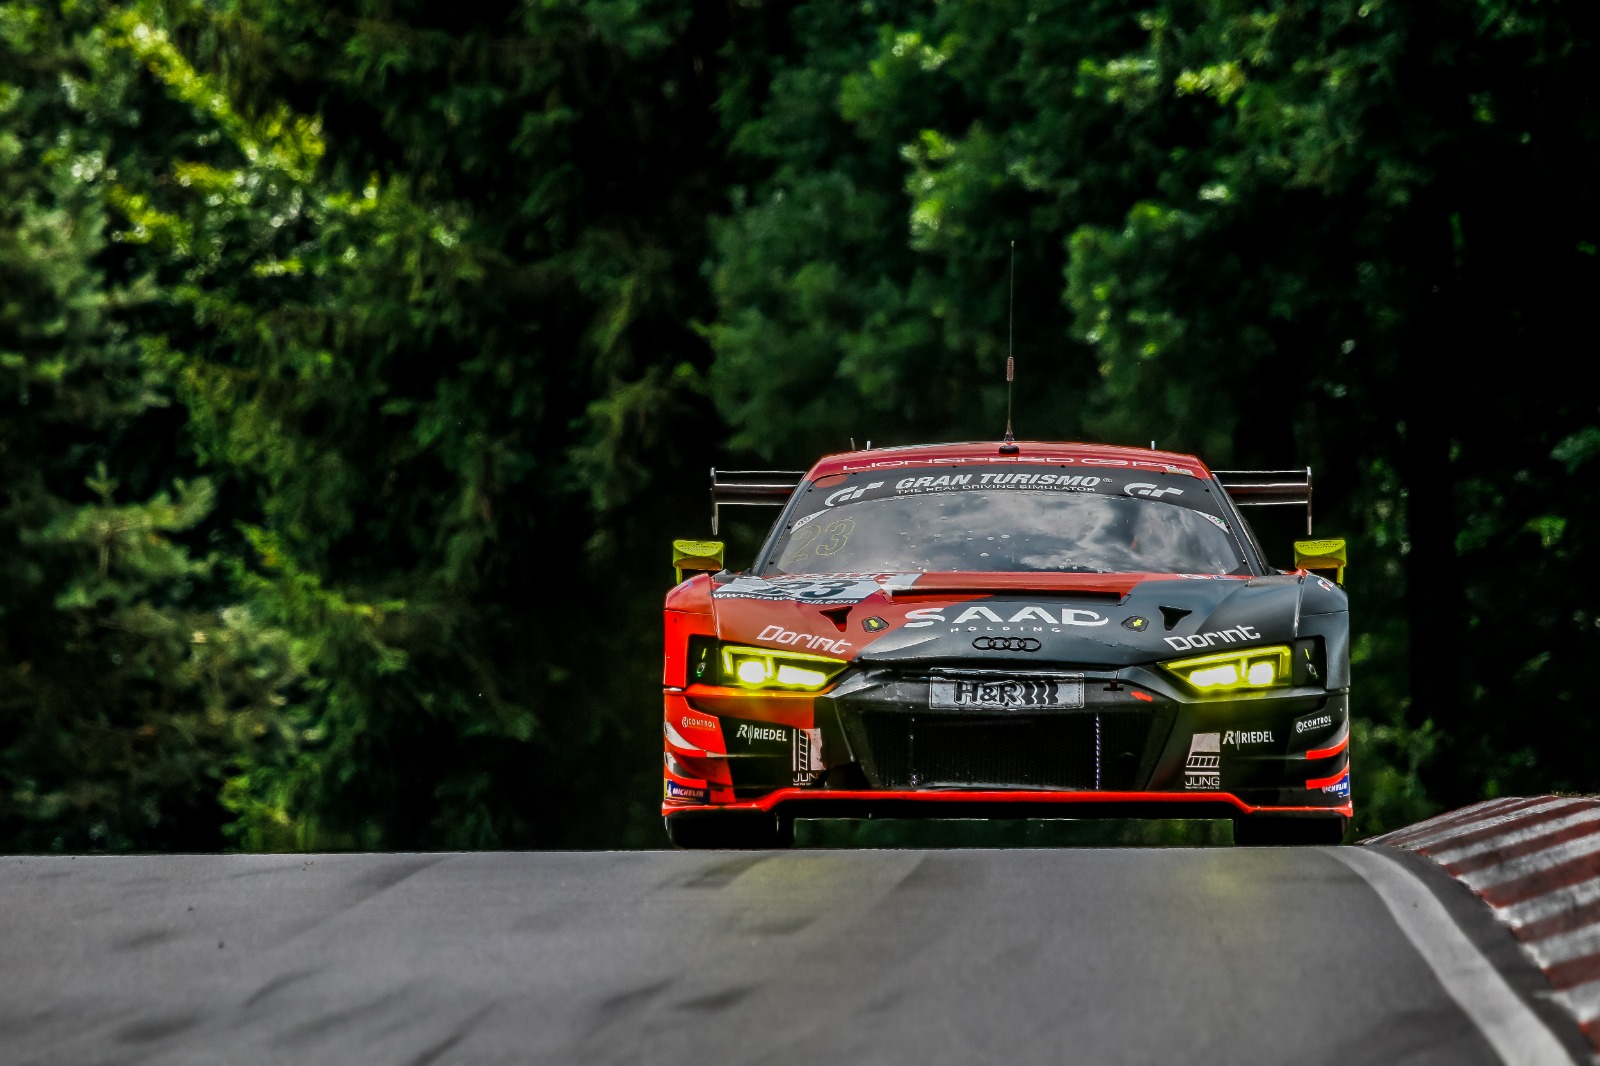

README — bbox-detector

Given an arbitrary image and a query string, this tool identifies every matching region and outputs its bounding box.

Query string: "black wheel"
[664,812,795,850]
[1233,815,1347,847]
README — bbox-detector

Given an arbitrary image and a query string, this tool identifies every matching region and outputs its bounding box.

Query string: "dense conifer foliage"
[1,0,1594,849]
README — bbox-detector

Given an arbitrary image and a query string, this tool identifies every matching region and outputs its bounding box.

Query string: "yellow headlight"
[1188,663,1240,688]
[776,664,828,687]
[1162,645,1291,694]
[719,645,847,692]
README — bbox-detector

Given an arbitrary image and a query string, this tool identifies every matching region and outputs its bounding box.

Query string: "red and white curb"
[1366,795,1600,1056]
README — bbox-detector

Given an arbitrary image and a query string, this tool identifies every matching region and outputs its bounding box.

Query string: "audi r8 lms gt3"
[662,440,1351,848]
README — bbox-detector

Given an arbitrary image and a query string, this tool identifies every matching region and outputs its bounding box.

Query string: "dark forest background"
[2,0,1595,852]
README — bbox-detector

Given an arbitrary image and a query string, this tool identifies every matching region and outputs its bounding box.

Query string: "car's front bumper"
[662,670,1352,818]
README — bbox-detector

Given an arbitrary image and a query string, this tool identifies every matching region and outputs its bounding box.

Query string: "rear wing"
[1214,468,1313,535]
[705,466,1316,535]
[709,469,804,534]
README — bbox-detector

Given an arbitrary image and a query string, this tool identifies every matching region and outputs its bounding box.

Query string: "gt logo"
[824,481,884,507]
[973,636,1042,652]
[1125,482,1183,499]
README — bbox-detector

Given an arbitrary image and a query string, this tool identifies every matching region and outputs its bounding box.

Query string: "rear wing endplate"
[710,469,804,534]
[1214,468,1313,535]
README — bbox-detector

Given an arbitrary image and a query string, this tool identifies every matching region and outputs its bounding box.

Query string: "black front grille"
[855,711,1151,790]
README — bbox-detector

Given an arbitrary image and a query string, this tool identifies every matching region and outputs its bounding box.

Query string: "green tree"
[1,3,302,851]
[104,0,734,848]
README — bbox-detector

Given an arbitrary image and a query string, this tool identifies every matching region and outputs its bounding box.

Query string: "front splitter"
[663,788,1353,822]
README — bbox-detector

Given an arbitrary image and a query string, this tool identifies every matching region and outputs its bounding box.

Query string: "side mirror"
[672,539,725,585]
[1294,538,1347,586]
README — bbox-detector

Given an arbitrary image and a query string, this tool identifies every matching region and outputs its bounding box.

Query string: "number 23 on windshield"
[780,518,855,566]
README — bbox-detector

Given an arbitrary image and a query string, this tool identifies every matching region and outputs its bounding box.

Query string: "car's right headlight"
[1161,645,1292,695]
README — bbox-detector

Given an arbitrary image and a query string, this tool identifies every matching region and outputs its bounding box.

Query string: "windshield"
[760,465,1247,576]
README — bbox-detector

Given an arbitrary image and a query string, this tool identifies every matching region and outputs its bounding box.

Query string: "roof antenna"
[999,240,1020,455]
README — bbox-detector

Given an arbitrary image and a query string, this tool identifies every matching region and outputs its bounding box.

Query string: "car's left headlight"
[1162,645,1292,694]
[720,644,847,692]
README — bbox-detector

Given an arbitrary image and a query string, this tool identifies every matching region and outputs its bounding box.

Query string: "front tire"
[1233,815,1347,846]
[665,812,795,850]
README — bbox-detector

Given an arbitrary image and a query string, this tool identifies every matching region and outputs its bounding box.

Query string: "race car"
[662,440,1351,848]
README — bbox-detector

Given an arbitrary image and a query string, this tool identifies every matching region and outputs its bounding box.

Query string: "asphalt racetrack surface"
[1,839,1588,1065]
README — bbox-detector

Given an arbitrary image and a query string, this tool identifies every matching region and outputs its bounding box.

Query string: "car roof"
[805,440,1212,480]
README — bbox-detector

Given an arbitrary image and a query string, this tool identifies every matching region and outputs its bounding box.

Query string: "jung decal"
[1185,733,1221,790]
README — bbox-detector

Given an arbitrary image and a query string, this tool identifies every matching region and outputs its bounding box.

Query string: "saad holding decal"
[904,605,1109,629]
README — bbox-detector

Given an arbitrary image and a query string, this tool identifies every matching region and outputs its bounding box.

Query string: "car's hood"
[708,571,1333,668]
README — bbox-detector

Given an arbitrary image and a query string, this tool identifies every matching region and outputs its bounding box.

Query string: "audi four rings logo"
[973,636,1042,652]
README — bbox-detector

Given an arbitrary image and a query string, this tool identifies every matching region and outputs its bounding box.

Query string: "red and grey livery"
[662,441,1352,847]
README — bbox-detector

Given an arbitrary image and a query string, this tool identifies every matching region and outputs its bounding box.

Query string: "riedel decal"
[1223,729,1274,747]
[735,723,788,742]
[1125,482,1183,499]
[1164,624,1261,651]
[757,624,851,654]
[904,605,1108,630]
[824,481,884,506]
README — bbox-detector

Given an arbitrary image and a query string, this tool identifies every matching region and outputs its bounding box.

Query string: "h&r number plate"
[929,676,1085,711]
